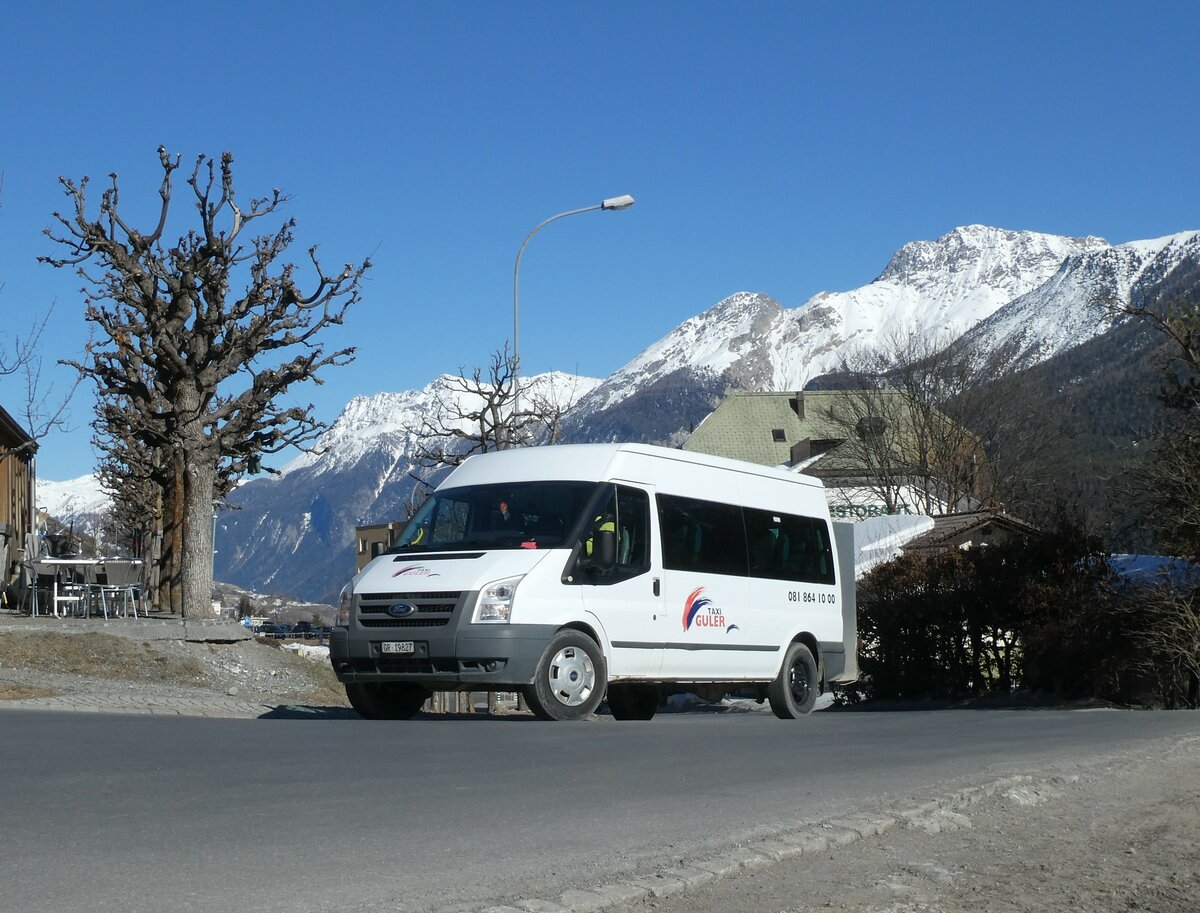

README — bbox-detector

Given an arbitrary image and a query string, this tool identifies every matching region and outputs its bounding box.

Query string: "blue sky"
[2,1,1198,481]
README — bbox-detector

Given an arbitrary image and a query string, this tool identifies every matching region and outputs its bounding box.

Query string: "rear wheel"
[524,630,606,721]
[346,682,431,720]
[767,642,819,719]
[606,683,658,720]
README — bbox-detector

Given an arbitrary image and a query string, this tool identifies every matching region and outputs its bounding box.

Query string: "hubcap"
[548,645,595,706]
[790,659,810,706]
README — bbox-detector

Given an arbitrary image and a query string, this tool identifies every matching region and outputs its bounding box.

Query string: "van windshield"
[389,481,600,552]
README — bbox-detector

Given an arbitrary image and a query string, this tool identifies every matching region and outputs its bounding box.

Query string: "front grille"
[361,618,449,628]
[356,590,463,629]
[359,603,455,614]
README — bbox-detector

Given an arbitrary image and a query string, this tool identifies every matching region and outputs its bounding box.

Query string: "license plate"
[381,641,415,655]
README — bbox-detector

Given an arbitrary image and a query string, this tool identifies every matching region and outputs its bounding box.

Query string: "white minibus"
[330,443,857,720]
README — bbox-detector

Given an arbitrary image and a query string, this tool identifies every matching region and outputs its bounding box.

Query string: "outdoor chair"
[32,559,85,617]
[88,560,142,619]
[14,560,41,616]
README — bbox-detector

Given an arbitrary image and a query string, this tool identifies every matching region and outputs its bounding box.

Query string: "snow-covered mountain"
[36,474,109,521]
[563,226,1108,433]
[40,223,1198,603]
[964,230,1200,365]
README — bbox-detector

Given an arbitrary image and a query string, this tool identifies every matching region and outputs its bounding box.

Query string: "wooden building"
[0,405,36,589]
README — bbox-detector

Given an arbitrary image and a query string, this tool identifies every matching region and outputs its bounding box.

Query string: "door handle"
[653,577,661,597]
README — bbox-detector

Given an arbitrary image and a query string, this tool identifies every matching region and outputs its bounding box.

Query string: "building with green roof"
[683,390,986,521]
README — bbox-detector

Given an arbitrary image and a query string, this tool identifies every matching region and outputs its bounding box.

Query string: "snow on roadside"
[282,643,331,661]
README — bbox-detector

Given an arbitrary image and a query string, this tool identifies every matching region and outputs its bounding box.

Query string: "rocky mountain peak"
[877,225,1108,291]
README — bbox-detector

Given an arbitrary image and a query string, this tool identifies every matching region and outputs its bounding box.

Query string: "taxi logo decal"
[682,587,738,633]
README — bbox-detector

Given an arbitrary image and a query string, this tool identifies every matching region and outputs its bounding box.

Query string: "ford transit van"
[330,443,856,720]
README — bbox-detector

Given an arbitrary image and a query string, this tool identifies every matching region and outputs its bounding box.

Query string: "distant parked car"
[272,623,295,639]
[291,621,316,638]
[254,623,283,637]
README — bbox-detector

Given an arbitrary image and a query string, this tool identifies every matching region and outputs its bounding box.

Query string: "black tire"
[524,630,606,721]
[345,682,431,720]
[606,683,658,720]
[767,642,819,719]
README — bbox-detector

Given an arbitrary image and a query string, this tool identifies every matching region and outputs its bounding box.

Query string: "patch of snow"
[282,643,331,661]
[851,515,936,578]
[1110,554,1200,586]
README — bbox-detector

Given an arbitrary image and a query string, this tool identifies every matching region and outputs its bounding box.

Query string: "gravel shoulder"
[608,732,1200,913]
[0,614,350,714]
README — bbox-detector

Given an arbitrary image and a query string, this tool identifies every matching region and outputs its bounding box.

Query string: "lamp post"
[512,194,635,391]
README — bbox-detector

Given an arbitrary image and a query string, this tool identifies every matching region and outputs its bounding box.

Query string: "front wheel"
[767,642,819,719]
[345,682,431,720]
[524,630,606,721]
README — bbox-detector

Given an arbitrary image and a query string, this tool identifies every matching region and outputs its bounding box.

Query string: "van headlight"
[471,575,523,624]
[336,583,354,626]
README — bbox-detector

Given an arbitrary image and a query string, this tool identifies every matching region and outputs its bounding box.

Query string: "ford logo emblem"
[386,603,417,618]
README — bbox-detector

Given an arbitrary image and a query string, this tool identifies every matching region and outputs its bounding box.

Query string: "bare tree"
[817,379,921,515]
[41,148,369,617]
[411,347,530,475]
[825,327,1076,518]
[824,329,992,515]
[92,395,170,599]
[410,345,583,485]
[1117,298,1200,562]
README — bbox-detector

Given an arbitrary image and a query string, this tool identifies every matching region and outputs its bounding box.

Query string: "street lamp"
[512,194,635,387]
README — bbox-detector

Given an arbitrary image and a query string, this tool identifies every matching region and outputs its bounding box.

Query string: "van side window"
[575,485,651,584]
[657,494,748,577]
[616,486,651,571]
[743,507,835,585]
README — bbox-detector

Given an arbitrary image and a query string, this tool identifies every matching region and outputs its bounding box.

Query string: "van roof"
[444,442,825,490]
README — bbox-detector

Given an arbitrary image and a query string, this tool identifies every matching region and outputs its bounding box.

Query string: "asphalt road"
[2,708,1197,913]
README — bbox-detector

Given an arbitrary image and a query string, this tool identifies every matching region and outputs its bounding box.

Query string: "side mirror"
[592,529,617,573]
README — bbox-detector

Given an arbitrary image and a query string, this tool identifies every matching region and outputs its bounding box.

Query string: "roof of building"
[900,509,1039,554]
[0,404,34,451]
[682,389,924,471]
[683,391,812,466]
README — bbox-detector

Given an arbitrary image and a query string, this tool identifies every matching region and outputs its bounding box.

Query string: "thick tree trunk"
[180,449,217,620]
[161,449,185,615]
[146,508,161,612]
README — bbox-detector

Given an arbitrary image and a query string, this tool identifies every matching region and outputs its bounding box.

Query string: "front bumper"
[329,608,557,688]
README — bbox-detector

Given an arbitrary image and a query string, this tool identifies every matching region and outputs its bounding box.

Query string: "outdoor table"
[31,558,97,617]
[29,558,143,617]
